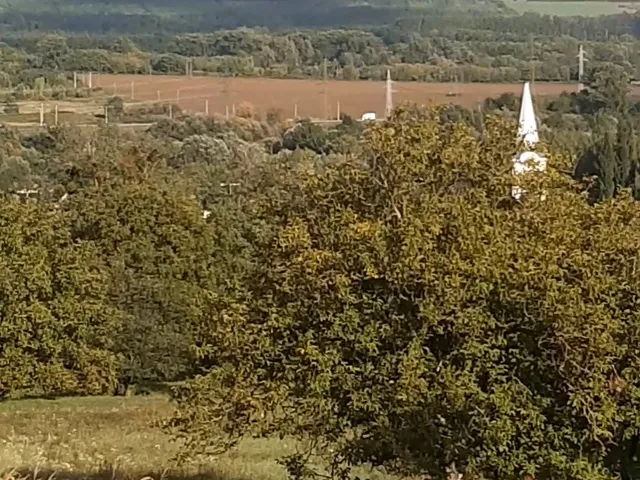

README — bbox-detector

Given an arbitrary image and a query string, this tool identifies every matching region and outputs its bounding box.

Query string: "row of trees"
[3,21,640,95]
[0,0,507,33]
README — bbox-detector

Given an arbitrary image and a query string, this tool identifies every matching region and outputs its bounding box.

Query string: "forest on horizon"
[0,0,627,33]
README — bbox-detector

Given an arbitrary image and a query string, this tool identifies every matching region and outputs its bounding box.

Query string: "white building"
[512,82,547,200]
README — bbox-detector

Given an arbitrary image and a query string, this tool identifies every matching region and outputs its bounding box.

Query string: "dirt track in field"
[95,74,581,119]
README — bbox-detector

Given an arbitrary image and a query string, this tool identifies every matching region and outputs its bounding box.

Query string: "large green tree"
[67,177,219,384]
[170,110,640,480]
[575,113,640,202]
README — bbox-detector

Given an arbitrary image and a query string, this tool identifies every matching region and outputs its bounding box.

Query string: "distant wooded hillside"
[0,0,509,32]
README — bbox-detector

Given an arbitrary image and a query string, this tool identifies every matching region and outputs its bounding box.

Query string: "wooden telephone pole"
[323,58,329,120]
[577,45,587,92]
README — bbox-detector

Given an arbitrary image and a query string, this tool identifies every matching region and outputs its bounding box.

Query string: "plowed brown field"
[96,74,582,119]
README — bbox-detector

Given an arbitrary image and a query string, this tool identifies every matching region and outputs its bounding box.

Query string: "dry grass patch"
[0,394,399,480]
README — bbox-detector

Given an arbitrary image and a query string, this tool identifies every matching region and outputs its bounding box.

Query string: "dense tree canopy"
[169,109,640,480]
[67,179,218,383]
[0,199,120,399]
[2,15,640,97]
[3,63,640,478]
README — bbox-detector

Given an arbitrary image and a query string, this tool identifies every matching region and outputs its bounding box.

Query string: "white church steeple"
[517,82,539,147]
[512,82,546,200]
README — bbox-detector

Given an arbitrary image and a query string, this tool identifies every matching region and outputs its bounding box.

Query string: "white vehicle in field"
[361,112,376,121]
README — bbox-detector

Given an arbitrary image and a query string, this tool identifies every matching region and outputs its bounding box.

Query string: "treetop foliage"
[1,11,640,96]
[0,200,120,398]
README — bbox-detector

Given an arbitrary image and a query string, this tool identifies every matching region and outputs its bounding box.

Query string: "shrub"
[236,101,256,119]
[266,107,285,126]
[106,96,125,118]
[282,120,331,154]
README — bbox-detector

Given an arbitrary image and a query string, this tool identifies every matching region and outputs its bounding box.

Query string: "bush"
[106,96,125,118]
[282,120,331,154]
[236,101,256,119]
[483,92,519,112]
[266,107,285,126]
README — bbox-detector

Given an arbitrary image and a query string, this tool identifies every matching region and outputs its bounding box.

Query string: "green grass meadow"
[0,394,400,480]
[505,0,639,16]
[0,394,291,480]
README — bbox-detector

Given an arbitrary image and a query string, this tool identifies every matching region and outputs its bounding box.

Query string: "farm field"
[504,0,640,16]
[0,394,401,480]
[95,74,581,120]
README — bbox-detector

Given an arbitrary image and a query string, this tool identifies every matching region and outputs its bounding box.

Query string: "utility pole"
[169,104,173,119]
[455,70,464,96]
[88,72,92,89]
[73,72,77,90]
[336,101,341,120]
[577,44,587,92]
[323,58,329,120]
[54,104,58,125]
[529,34,536,84]
[104,106,109,124]
[205,99,209,116]
[477,103,484,134]
[39,103,44,127]
[385,69,393,119]
[130,81,135,100]
[222,76,231,110]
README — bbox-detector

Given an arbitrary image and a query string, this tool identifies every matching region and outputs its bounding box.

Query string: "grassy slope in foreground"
[0,394,402,480]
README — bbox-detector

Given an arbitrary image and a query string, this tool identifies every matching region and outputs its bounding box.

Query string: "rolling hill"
[0,0,509,32]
